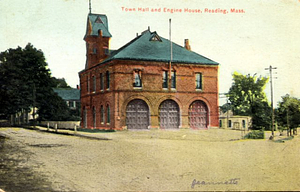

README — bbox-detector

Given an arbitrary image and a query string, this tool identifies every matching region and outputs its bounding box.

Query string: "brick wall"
[79,60,219,130]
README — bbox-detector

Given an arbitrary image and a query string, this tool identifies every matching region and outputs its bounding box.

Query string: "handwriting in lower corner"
[191,178,240,189]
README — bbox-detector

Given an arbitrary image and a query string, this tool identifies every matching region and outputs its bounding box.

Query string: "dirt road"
[0,127,299,191]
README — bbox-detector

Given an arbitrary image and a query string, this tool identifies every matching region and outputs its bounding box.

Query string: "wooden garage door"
[189,100,208,129]
[159,100,180,129]
[126,99,149,129]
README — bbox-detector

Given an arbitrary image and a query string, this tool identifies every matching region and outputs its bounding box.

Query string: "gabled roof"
[53,88,80,101]
[101,30,218,65]
[85,13,112,38]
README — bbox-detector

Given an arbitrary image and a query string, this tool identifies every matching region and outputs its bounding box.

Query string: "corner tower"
[84,14,112,69]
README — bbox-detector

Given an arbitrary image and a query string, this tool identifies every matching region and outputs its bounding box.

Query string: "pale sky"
[1,0,300,106]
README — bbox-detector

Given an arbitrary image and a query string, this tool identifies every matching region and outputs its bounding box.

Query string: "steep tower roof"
[101,30,218,65]
[84,13,112,38]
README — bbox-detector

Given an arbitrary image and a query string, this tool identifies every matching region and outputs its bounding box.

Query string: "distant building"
[53,88,80,110]
[219,110,251,130]
[79,13,219,130]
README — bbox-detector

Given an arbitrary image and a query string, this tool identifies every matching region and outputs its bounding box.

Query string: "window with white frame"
[100,73,104,91]
[92,75,96,93]
[133,70,142,88]
[93,106,96,128]
[106,71,110,90]
[171,71,176,89]
[195,73,202,90]
[162,71,168,89]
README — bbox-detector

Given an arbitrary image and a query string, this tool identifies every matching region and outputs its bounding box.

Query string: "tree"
[276,95,300,136]
[51,77,71,88]
[0,43,71,122]
[227,72,271,130]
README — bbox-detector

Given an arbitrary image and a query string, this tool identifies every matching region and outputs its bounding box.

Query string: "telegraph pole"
[265,65,277,139]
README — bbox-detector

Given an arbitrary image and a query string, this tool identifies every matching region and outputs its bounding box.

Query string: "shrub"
[243,130,265,139]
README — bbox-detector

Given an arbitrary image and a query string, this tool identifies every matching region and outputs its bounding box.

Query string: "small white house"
[219,110,252,130]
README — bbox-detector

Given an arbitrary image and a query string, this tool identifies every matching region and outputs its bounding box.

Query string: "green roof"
[53,88,80,101]
[85,13,112,38]
[102,30,218,65]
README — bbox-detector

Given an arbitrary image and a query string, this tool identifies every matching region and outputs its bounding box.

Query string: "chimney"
[184,39,191,50]
[98,29,103,37]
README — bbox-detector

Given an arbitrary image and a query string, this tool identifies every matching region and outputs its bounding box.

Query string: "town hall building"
[79,13,219,130]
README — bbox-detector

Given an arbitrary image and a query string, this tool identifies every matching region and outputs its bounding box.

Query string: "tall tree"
[276,95,300,136]
[227,72,271,130]
[0,43,70,121]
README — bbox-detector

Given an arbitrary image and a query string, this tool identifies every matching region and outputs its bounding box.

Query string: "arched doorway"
[159,100,180,129]
[126,99,150,129]
[189,100,208,129]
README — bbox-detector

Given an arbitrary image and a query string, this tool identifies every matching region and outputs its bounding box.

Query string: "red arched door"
[189,100,208,129]
[126,99,150,129]
[159,100,180,129]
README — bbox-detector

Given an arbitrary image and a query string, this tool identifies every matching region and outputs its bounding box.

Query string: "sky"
[1,0,300,106]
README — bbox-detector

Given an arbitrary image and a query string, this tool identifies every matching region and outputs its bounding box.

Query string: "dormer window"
[93,48,97,54]
[104,47,109,55]
[95,16,103,23]
[149,33,162,42]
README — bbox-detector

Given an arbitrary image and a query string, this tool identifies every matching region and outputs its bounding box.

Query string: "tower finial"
[89,0,92,14]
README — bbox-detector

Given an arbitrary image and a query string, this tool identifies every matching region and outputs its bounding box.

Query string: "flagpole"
[169,18,172,81]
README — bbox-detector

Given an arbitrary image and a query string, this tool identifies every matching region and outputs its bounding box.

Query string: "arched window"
[93,106,96,128]
[106,71,110,90]
[100,73,104,91]
[87,76,90,93]
[100,105,104,124]
[106,105,110,124]
[92,76,96,93]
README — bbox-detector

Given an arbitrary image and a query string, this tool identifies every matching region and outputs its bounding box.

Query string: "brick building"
[79,13,219,130]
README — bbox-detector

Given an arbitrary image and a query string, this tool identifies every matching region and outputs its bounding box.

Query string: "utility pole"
[265,65,277,139]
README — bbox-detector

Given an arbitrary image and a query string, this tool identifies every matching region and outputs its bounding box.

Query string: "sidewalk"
[23,126,112,140]
[18,125,297,143]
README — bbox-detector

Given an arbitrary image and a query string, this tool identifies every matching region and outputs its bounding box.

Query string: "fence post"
[55,124,58,132]
[47,122,50,131]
